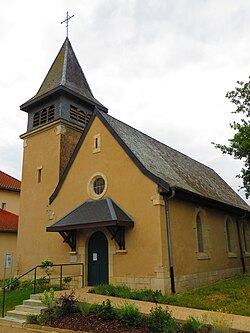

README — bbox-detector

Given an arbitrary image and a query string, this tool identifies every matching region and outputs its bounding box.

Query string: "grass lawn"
[0,287,35,316]
[167,273,250,316]
[0,284,58,316]
[89,273,250,317]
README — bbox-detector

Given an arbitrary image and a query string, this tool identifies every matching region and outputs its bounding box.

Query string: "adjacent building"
[0,171,20,279]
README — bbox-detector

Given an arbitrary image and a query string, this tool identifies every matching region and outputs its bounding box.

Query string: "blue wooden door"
[88,231,108,286]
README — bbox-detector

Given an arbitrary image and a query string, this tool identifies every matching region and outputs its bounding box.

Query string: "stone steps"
[1,294,47,323]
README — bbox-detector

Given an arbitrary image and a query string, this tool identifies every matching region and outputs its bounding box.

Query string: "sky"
[0,0,249,204]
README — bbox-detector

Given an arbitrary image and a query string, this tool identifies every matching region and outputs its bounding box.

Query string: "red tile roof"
[0,209,18,232]
[0,171,21,191]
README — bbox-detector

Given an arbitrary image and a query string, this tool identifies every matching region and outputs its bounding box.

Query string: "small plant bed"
[27,290,248,333]
[89,274,250,316]
[48,312,152,333]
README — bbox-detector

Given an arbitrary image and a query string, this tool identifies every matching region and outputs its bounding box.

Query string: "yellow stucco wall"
[0,189,20,215]
[169,198,248,291]
[16,121,82,274]
[49,116,169,290]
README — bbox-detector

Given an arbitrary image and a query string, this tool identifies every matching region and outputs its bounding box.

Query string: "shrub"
[37,311,51,325]
[36,305,63,325]
[182,316,206,333]
[89,284,167,303]
[163,320,181,333]
[96,299,117,320]
[40,259,54,283]
[132,288,163,302]
[78,301,91,316]
[40,288,57,308]
[63,276,72,289]
[4,278,20,290]
[58,290,78,316]
[26,313,38,324]
[119,302,142,327]
[51,306,63,319]
[20,279,33,289]
[146,305,180,333]
[210,316,233,333]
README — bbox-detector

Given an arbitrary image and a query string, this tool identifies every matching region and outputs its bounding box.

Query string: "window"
[93,177,105,195]
[1,203,6,210]
[87,173,108,199]
[48,106,55,121]
[70,105,91,125]
[32,105,55,128]
[33,112,40,127]
[196,214,204,253]
[194,209,210,260]
[225,217,238,257]
[40,109,48,124]
[37,166,43,183]
[225,218,233,252]
[93,134,101,153]
[243,222,250,253]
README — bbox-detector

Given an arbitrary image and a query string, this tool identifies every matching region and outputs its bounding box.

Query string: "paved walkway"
[62,287,250,332]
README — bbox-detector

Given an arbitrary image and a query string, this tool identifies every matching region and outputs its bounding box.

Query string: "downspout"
[161,187,176,293]
[237,212,247,274]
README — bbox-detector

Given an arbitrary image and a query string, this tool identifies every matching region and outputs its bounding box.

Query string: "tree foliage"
[213,78,250,199]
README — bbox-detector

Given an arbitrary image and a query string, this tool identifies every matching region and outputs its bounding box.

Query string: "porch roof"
[47,197,134,232]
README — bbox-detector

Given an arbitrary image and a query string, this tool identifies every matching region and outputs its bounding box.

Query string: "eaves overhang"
[0,186,20,193]
[47,197,134,232]
[20,86,108,113]
[173,187,250,217]
[47,220,133,232]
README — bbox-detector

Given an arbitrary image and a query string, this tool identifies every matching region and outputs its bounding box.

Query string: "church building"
[16,38,250,293]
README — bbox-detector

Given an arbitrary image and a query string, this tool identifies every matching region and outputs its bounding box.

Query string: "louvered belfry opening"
[70,105,91,126]
[32,105,55,128]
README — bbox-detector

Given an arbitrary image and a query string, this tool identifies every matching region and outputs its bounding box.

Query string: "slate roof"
[0,209,18,232]
[100,112,250,212]
[50,110,249,214]
[0,171,21,192]
[47,198,134,231]
[21,38,107,112]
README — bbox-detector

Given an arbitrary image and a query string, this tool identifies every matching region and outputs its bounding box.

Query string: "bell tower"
[21,37,107,177]
[17,38,107,272]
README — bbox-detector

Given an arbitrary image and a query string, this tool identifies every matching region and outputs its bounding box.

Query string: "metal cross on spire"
[61,11,74,37]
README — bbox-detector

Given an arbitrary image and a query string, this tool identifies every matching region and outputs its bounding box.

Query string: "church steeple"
[20,38,107,133]
[32,38,105,110]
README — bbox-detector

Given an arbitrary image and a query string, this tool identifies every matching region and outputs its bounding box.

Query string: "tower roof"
[21,38,107,112]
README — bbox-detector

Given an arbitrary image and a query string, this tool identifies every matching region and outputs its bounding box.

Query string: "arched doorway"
[88,231,108,286]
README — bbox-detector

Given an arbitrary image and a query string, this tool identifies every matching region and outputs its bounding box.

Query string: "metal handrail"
[1,262,84,317]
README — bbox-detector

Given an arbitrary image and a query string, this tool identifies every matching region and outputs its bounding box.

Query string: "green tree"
[213,78,250,199]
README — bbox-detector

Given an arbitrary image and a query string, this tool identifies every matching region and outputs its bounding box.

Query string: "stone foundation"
[110,267,244,294]
[175,267,243,292]
[110,266,172,293]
